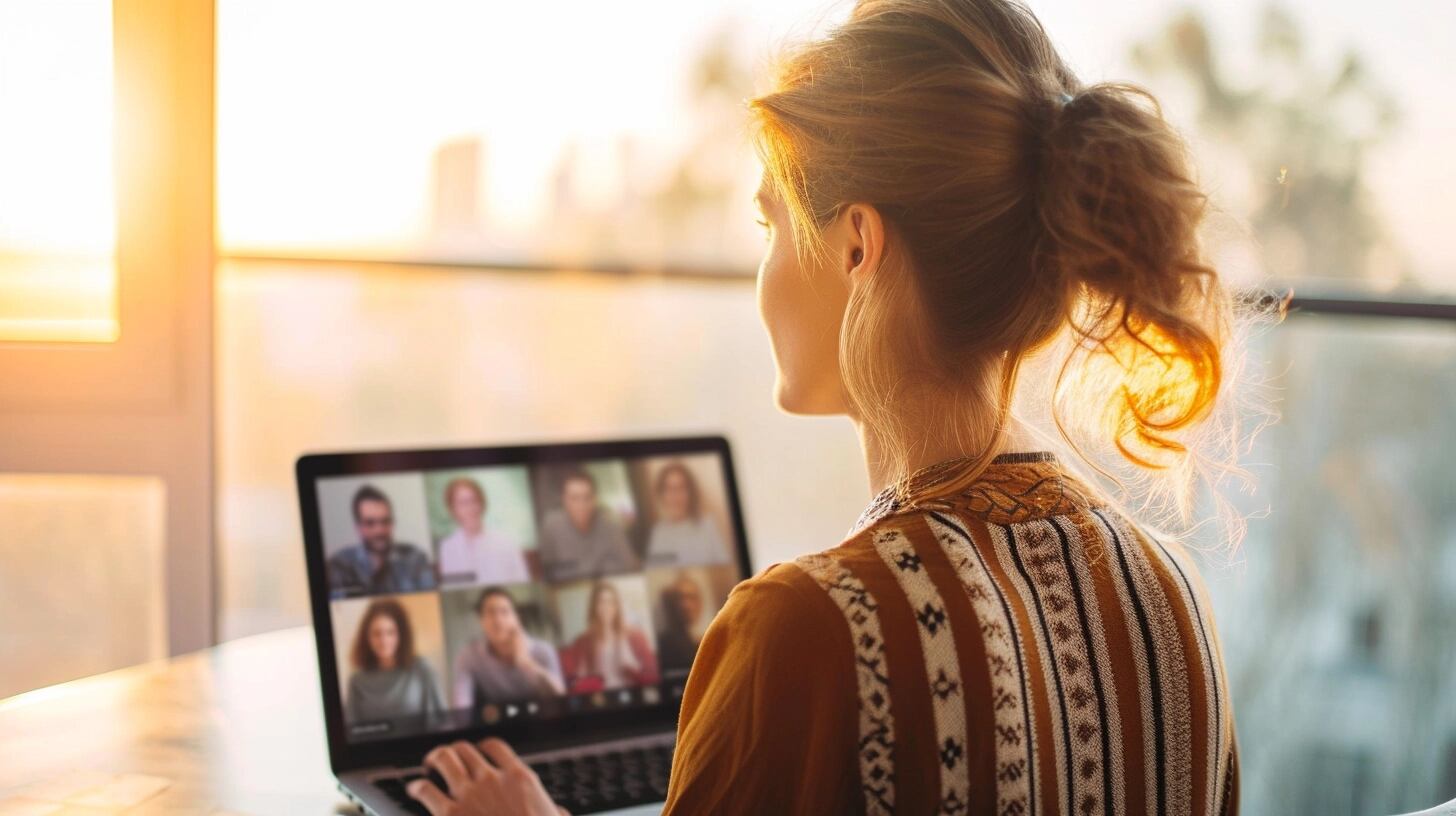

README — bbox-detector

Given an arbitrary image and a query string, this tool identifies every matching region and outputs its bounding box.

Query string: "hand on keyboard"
[407,738,567,816]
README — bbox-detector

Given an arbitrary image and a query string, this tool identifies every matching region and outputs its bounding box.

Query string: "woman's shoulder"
[715,562,830,631]
[689,558,863,709]
[714,511,974,658]
[785,512,931,584]
[769,509,989,622]
[725,533,886,632]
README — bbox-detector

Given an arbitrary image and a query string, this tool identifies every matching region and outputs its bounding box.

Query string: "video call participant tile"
[319,472,437,599]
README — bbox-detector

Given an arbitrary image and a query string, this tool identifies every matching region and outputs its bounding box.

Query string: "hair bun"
[1036,81,1226,466]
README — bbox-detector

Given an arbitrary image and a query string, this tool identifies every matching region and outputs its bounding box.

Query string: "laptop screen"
[297,436,751,764]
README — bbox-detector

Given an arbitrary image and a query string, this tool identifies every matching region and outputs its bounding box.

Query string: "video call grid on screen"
[298,438,750,747]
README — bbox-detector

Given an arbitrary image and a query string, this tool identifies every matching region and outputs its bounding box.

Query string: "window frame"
[0,0,216,654]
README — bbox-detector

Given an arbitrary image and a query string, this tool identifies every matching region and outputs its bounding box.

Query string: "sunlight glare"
[0,1,117,343]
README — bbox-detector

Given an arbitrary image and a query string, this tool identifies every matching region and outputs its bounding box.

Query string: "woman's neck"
[854,413,1046,495]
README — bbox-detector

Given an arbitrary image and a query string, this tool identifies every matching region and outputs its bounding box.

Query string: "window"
[1204,315,1456,814]
[0,2,117,343]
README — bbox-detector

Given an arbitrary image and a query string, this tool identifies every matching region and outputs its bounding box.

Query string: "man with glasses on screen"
[326,485,437,597]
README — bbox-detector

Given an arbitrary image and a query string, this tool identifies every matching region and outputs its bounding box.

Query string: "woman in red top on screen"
[559,581,660,693]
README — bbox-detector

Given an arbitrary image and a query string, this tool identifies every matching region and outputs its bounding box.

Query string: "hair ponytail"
[1038,83,1227,470]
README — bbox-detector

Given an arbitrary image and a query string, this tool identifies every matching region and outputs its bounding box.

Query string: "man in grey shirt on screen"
[537,468,641,582]
[452,587,565,709]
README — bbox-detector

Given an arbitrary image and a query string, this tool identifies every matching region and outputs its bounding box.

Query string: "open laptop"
[297,435,752,815]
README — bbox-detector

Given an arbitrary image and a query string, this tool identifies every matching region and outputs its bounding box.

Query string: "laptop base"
[338,731,674,816]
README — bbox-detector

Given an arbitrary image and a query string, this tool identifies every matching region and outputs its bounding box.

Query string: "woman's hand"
[408,738,566,816]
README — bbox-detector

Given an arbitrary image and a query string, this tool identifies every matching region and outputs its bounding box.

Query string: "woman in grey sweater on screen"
[644,461,729,568]
[344,599,444,725]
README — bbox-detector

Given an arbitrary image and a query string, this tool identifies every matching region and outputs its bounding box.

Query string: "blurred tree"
[1131,6,1406,289]
[649,22,759,270]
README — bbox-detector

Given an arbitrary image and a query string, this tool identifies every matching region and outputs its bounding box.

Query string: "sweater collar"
[851,450,1097,533]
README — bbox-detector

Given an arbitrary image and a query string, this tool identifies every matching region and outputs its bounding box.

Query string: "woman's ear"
[836,203,886,281]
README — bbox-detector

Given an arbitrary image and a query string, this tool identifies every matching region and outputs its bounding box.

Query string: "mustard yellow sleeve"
[662,562,863,815]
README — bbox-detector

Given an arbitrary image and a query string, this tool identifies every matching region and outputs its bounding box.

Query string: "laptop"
[297,435,753,815]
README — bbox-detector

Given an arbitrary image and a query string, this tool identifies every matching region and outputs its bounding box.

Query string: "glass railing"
[1202,312,1456,815]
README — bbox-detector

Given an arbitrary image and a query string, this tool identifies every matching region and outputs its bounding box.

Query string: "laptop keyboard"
[373,770,443,816]
[533,743,674,812]
[372,743,673,815]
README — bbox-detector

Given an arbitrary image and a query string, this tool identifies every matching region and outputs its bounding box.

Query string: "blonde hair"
[751,0,1262,543]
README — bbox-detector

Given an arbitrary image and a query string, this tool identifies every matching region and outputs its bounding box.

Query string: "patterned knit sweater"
[662,451,1238,815]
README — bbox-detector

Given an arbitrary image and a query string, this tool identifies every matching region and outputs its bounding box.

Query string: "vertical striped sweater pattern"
[792,454,1238,816]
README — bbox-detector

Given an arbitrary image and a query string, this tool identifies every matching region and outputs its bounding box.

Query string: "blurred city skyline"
[215,0,1455,293]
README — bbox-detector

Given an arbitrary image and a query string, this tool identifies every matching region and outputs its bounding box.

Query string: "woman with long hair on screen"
[344,599,445,726]
[559,581,661,692]
[645,461,730,568]
[408,0,1250,813]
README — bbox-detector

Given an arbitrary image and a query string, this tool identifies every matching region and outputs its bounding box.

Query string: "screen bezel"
[297,434,751,773]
